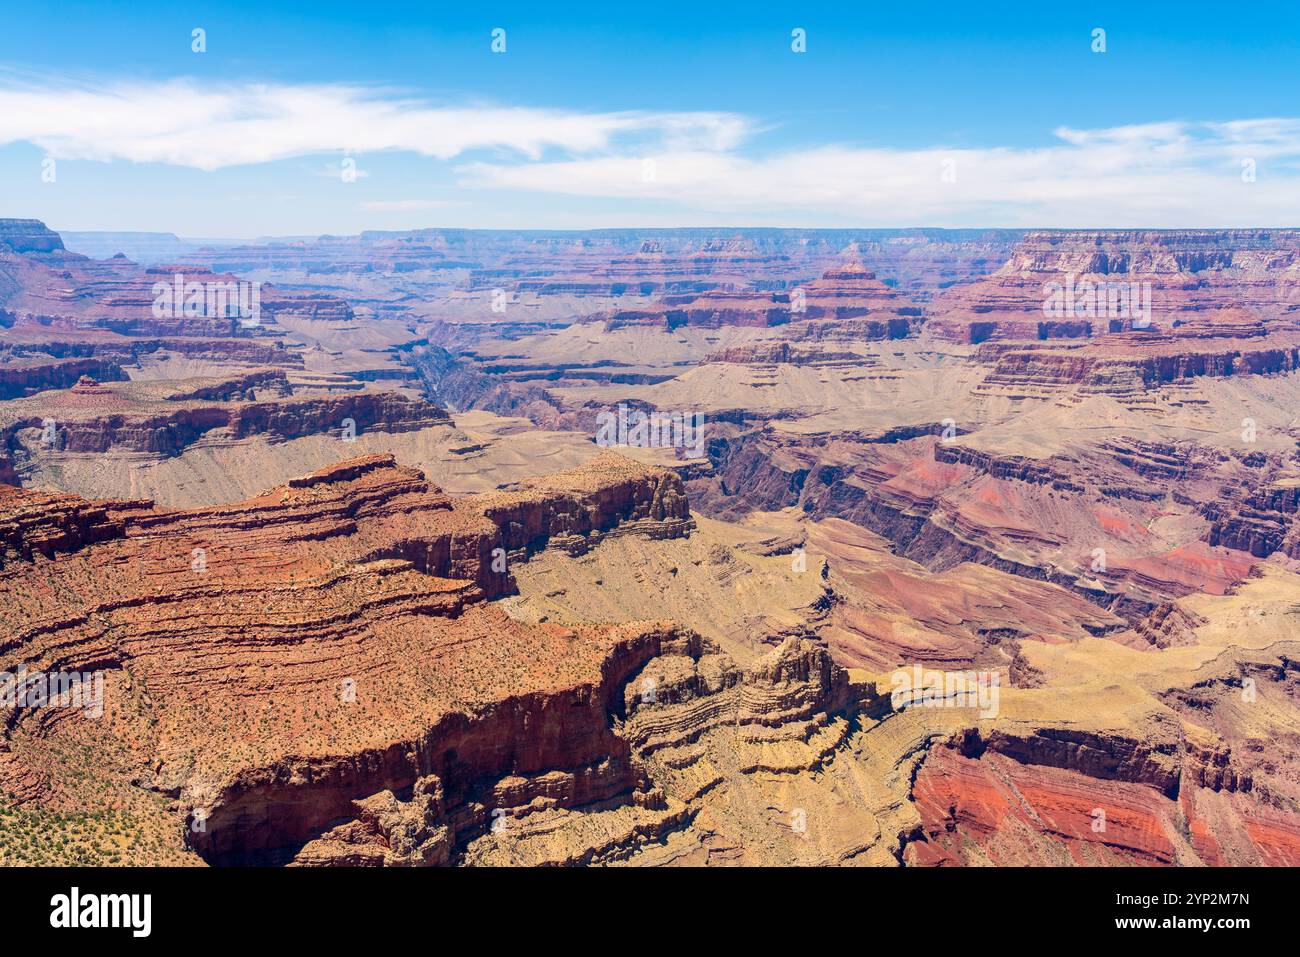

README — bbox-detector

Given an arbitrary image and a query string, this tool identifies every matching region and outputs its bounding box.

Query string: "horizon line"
[43,223,1300,245]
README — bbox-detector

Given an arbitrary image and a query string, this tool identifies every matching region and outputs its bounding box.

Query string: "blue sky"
[1,1,1298,235]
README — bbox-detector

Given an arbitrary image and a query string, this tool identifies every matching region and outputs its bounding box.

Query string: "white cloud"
[459,120,1300,227]
[0,76,751,170]
[3,71,1298,227]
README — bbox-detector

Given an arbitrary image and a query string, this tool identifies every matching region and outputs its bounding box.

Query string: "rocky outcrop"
[694,424,1267,622]
[906,744,1187,865]
[0,326,303,368]
[905,723,1292,865]
[933,443,1085,492]
[459,453,694,573]
[0,373,450,469]
[0,484,136,567]
[1133,602,1207,648]
[978,337,1300,396]
[0,445,889,867]
[0,450,713,864]
[193,620,687,865]
[0,219,65,255]
[0,356,128,399]
[1207,477,1300,560]
[0,221,353,342]
[929,229,1300,343]
[959,726,1181,796]
[457,635,887,866]
[595,262,923,336]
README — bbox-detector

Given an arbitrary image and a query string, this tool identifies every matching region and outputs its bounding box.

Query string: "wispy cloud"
[0,76,751,170]
[3,72,1299,226]
[459,121,1300,227]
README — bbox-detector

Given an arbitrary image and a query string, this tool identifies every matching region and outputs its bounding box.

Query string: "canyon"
[3,219,1300,866]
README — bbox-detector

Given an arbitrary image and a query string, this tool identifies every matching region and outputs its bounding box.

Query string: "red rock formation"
[929,229,1300,344]
[597,262,923,336]
[0,372,448,471]
[0,221,354,343]
[909,661,1300,867]
[977,335,1300,397]
[694,425,1266,624]
[908,746,1184,865]
[0,451,702,864]
[1206,476,1300,560]
[0,356,128,399]
[0,322,303,369]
